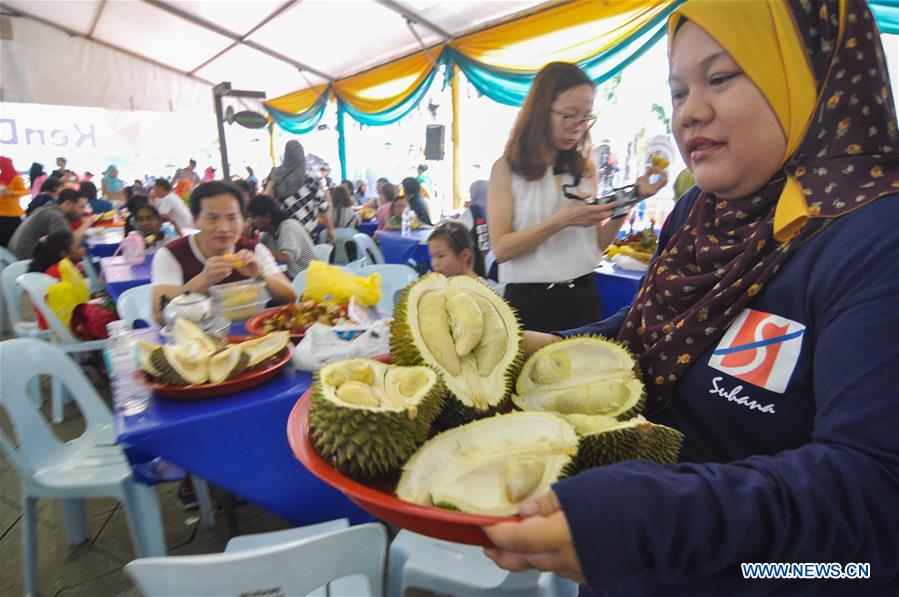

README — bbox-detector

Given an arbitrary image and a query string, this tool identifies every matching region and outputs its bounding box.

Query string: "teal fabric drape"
[335,56,445,127]
[336,102,348,181]
[266,92,329,134]
[450,0,682,107]
[870,0,898,35]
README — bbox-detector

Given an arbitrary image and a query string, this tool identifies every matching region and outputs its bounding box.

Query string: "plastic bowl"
[209,279,269,322]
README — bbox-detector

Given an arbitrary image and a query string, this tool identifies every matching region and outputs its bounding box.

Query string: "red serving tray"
[138,335,293,399]
[245,306,308,342]
[286,358,517,547]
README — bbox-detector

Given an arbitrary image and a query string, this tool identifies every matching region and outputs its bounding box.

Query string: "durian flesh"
[514,336,645,421]
[396,412,579,516]
[310,359,445,479]
[390,274,522,427]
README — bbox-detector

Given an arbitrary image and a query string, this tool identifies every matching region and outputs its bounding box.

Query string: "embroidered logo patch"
[708,309,805,394]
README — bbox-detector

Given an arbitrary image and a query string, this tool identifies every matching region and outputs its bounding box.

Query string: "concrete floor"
[0,368,294,597]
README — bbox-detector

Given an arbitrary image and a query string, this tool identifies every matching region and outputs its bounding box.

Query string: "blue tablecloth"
[101,255,152,301]
[358,219,378,237]
[593,261,644,318]
[114,332,370,526]
[376,229,432,270]
[85,228,124,258]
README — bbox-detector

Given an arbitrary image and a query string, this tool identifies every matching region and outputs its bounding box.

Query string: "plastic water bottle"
[401,207,412,236]
[104,321,149,416]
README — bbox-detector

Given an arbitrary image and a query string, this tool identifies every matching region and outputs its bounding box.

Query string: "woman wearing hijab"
[485,1,899,594]
[0,157,30,246]
[28,162,47,199]
[264,140,334,242]
[101,165,125,204]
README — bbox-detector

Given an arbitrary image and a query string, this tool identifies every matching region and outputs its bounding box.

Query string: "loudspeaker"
[424,125,445,160]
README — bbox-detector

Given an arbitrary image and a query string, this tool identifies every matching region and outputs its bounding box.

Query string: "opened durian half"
[390,274,523,428]
[233,331,290,367]
[310,358,445,480]
[208,345,250,383]
[150,344,209,385]
[514,336,645,421]
[396,411,579,516]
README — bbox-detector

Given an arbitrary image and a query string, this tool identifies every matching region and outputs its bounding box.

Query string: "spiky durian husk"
[575,420,685,470]
[150,348,187,385]
[390,280,524,431]
[308,370,445,480]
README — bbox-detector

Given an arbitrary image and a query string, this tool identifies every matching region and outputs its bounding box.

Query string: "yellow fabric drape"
[451,64,462,209]
[668,0,818,241]
[264,84,330,115]
[452,0,677,71]
[333,47,444,114]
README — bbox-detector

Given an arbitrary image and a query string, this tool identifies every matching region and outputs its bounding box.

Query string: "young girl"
[132,203,179,254]
[28,230,85,278]
[427,220,487,280]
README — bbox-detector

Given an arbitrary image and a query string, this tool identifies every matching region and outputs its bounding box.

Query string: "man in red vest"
[151,181,295,323]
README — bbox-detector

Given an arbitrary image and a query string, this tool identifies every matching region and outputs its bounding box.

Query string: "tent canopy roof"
[2,0,556,98]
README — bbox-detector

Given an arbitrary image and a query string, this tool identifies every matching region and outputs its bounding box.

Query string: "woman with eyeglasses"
[488,62,666,332]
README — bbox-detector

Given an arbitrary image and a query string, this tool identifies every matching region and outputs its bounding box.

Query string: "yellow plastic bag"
[46,258,90,329]
[303,261,381,307]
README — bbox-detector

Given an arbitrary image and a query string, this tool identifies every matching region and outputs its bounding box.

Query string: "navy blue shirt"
[554,188,899,595]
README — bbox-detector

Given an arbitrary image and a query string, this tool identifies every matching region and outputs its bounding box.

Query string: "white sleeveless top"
[499,166,603,284]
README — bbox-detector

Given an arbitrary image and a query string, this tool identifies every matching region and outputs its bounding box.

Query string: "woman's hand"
[483,491,585,584]
[635,168,669,199]
[523,331,561,357]
[556,200,616,228]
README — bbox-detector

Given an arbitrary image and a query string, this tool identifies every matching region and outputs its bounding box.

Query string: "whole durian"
[309,358,445,479]
[396,411,579,516]
[390,273,523,429]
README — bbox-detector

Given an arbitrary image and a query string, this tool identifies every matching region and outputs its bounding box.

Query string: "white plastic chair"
[80,255,104,293]
[1,259,50,340]
[0,246,19,334]
[320,227,359,265]
[353,233,385,265]
[344,257,367,272]
[0,338,167,597]
[117,284,156,328]
[388,530,577,597]
[358,264,418,314]
[17,272,107,422]
[313,243,333,262]
[125,522,386,597]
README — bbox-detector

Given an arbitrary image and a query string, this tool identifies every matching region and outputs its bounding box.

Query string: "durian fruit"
[390,274,523,428]
[396,411,579,516]
[150,344,209,385]
[208,345,250,383]
[137,339,162,377]
[233,331,290,367]
[310,358,445,479]
[514,336,645,421]
[562,414,684,467]
[171,318,218,356]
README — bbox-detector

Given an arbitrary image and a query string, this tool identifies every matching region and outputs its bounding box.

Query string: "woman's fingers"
[519,490,562,518]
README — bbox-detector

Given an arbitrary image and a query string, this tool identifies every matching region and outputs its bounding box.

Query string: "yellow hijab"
[668,0,897,241]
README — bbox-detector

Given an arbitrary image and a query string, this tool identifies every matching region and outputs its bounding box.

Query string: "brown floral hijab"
[618,0,899,412]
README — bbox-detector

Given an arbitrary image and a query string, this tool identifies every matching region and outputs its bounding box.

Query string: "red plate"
[139,335,293,399]
[245,306,307,341]
[286,373,517,547]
